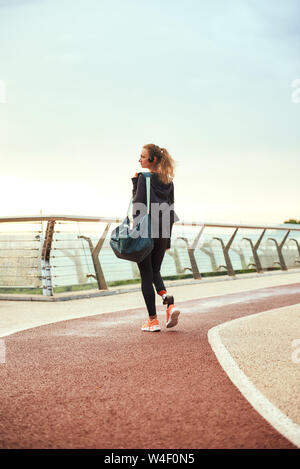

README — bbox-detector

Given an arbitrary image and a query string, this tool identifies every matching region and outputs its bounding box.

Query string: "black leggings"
[137,237,169,317]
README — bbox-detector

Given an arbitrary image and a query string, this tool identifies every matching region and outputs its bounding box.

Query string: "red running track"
[1,283,300,449]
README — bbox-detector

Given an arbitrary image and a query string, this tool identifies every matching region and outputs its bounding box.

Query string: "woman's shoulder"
[132,172,144,182]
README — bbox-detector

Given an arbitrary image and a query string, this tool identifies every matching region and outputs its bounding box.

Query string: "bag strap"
[127,172,151,218]
[142,173,151,214]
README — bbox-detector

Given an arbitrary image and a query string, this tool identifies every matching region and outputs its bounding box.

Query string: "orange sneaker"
[166,304,180,328]
[141,317,161,332]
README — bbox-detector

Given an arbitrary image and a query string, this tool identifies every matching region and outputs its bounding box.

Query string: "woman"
[132,143,180,332]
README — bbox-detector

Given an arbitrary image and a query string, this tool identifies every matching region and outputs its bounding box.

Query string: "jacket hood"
[133,171,179,224]
[147,172,173,200]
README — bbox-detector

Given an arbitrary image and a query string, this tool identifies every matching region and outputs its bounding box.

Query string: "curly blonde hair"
[143,144,175,185]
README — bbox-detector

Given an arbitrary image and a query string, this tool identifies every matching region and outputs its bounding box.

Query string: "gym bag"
[109,172,154,263]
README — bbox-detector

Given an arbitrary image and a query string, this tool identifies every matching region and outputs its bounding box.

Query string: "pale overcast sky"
[0,0,299,224]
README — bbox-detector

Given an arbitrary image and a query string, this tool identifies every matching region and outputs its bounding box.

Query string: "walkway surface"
[0,271,300,449]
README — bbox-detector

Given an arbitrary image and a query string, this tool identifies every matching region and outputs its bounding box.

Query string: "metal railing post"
[41,220,55,296]
[60,249,87,284]
[177,237,201,279]
[231,247,247,270]
[177,226,204,280]
[199,242,218,271]
[289,238,300,265]
[166,247,184,275]
[78,223,111,290]
[213,228,238,277]
[242,229,265,273]
[267,230,290,271]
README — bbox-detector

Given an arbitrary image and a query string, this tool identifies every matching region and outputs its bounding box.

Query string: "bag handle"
[127,172,151,218]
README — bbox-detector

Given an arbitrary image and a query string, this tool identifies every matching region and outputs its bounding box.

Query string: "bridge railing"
[0,215,300,296]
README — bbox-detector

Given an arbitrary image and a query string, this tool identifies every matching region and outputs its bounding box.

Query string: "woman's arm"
[131,172,142,197]
[169,183,180,223]
[133,174,146,204]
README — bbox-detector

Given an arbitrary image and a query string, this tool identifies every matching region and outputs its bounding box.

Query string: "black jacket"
[131,172,179,249]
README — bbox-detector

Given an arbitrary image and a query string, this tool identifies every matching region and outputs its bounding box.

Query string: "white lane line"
[208,318,300,448]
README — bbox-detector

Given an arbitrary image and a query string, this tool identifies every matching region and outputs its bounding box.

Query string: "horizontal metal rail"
[1,215,300,231]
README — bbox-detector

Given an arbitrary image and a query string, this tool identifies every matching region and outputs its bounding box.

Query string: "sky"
[0,0,300,225]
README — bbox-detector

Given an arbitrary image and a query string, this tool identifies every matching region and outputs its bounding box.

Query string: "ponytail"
[143,144,175,185]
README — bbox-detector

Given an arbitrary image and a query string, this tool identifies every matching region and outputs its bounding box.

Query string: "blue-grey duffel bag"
[110,173,154,263]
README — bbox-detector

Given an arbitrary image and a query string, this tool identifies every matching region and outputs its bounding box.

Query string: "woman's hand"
[133,172,139,178]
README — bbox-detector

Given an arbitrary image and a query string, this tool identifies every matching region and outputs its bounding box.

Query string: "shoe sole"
[166,308,180,328]
[141,326,161,332]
